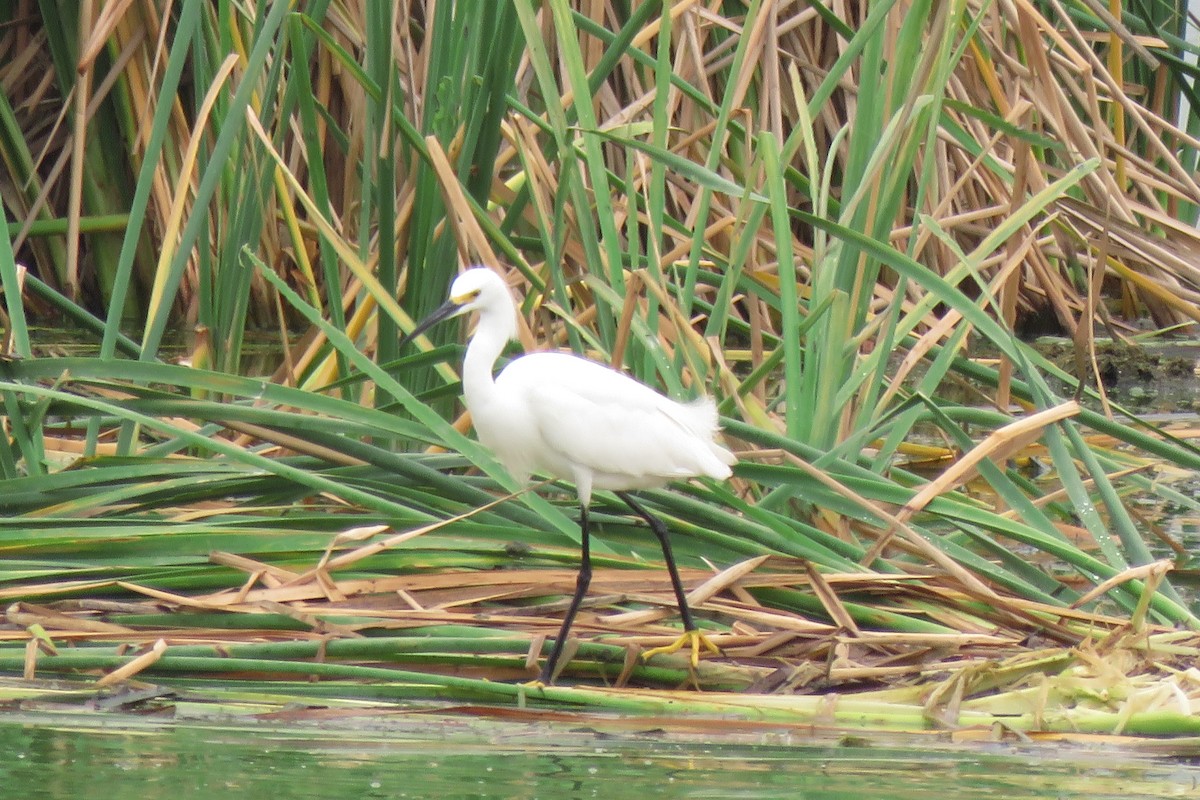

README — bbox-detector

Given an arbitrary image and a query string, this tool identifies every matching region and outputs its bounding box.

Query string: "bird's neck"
[462,309,515,406]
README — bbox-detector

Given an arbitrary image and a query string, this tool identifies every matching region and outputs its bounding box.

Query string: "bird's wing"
[502,353,728,481]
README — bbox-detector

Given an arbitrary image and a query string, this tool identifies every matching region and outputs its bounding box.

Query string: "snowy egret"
[400,267,736,684]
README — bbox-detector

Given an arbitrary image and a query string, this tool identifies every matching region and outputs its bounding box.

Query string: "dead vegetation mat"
[4,551,1200,741]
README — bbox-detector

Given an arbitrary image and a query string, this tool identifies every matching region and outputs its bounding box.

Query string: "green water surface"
[2,714,1198,799]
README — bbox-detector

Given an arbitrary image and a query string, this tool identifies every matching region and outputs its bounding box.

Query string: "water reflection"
[2,716,1198,800]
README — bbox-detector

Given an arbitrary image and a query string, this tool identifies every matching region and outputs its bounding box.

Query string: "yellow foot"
[642,629,722,667]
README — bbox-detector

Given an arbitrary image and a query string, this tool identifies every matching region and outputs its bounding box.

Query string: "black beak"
[398,299,464,351]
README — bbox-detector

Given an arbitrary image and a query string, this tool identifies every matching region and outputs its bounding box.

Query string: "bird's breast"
[469,399,546,484]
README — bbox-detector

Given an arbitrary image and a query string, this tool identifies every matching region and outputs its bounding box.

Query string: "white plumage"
[402,267,735,684]
[479,354,733,500]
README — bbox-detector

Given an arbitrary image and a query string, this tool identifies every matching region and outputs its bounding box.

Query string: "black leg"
[616,491,696,632]
[538,503,591,684]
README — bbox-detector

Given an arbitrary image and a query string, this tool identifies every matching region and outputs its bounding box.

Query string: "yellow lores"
[402,268,735,684]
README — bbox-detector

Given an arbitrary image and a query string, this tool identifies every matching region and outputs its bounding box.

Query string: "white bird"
[401,267,736,684]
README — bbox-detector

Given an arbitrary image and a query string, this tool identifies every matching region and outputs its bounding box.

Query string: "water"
[3,713,1199,799]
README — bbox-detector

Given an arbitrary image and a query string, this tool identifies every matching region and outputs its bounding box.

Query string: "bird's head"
[446,267,510,314]
[400,267,517,350]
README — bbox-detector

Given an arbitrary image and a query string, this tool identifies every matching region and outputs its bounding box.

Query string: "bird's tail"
[684,397,737,472]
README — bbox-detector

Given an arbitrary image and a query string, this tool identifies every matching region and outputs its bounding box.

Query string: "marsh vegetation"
[3,1,1200,740]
